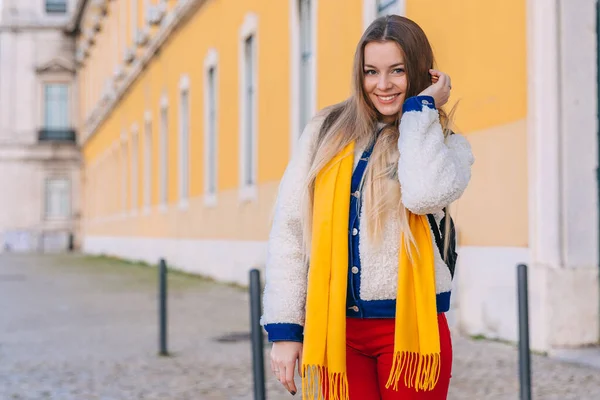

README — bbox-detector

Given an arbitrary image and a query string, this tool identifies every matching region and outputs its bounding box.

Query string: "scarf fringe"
[302,365,349,400]
[385,351,441,392]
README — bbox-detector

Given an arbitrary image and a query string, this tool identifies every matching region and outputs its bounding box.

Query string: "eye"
[392,68,405,74]
[364,69,377,75]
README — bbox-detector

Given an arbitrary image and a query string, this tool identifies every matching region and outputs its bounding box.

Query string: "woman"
[261,15,474,400]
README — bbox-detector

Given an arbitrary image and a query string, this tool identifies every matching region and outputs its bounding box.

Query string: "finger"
[286,361,297,394]
[270,358,278,377]
[429,69,441,78]
[298,351,303,376]
[436,73,448,88]
[278,364,291,393]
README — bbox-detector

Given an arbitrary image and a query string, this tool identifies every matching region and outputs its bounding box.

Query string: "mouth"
[375,93,401,104]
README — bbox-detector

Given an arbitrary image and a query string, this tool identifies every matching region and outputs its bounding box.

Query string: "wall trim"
[178,74,191,203]
[204,48,219,207]
[289,0,318,156]
[527,0,563,269]
[238,12,259,203]
[179,73,190,91]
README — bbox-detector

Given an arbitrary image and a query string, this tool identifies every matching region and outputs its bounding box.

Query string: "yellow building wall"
[83,0,296,240]
[407,0,528,247]
[81,0,528,248]
[317,1,363,108]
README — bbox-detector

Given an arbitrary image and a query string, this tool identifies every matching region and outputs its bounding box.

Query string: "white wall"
[83,236,268,286]
[457,0,599,351]
[0,0,80,250]
[559,0,599,270]
[0,29,75,144]
[0,147,80,240]
[0,0,77,24]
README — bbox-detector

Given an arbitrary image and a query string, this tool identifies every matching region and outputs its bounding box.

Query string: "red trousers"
[345,314,452,400]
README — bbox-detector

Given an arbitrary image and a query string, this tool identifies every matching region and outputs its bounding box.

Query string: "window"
[143,113,152,209]
[179,76,190,204]
[45,178,70,219]
[131,127,139,211]
[243,36,256,187]
[376,0,401,17]
[44,83,69,130]
[290,1,316,152]
[159,96,169,206]
[363,0,404,28]
[46,0,67,14]
[298,0,314,133]
[121,138,128,211]
[239,13,258,200]
[204,50,218,204]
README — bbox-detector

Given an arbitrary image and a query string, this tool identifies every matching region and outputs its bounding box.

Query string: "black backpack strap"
[426,210,458,279]
[426,213,444,256]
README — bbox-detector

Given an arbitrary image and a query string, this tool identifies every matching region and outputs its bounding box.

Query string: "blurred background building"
[1,0,597,355]
[0,0,80,252]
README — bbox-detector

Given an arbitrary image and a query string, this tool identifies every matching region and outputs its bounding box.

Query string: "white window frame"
[178,74,191,209]
[143,111,152,213]
[120,132,128,213]
[363,0,405,30]
[130,123,139,215]
[159,94,169,211]
[44,176,71,220]
[110,142,119,216]
[290,0,317,155]
[43,82,70,130]
[204,49,219,207]
[239,13,259,202]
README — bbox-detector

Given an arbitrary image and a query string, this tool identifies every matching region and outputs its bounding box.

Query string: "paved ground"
[1,253,600,400]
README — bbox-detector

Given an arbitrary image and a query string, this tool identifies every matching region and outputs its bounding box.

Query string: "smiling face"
[362,41,408,123]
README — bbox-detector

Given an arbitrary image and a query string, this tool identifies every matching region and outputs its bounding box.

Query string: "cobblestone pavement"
[1,254,599,400]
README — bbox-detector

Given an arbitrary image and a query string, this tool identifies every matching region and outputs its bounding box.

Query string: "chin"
[377,108,401,119]
[370,99,402,119]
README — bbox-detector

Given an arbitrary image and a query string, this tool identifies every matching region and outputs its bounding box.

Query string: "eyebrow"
[364,63,405,69]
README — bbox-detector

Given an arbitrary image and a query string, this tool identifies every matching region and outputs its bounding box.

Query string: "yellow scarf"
[302,141,441,400]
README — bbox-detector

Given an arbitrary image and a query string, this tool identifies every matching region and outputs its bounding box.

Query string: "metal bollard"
[517,263,532,400]
[249,269,266,400]
[159,258,169,356]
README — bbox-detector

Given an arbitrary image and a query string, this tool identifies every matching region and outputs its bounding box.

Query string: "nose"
[377,73,392,91]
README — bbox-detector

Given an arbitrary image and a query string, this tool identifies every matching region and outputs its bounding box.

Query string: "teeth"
[379,95,396,101]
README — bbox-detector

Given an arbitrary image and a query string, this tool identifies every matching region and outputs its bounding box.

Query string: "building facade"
[0,0,80,252]
[73,0,599,352]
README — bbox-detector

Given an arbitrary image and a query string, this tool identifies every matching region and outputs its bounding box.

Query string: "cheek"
[394,75,408,92]
[363,76,378,93]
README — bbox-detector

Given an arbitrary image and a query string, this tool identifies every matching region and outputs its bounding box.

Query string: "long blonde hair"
[301,15,456,259]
